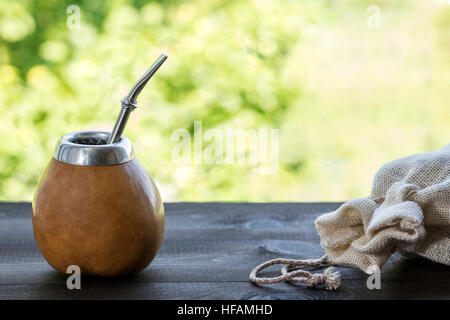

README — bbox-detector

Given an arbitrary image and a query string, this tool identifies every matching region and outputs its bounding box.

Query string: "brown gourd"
[32,157,164,276]
[32,54,168,276]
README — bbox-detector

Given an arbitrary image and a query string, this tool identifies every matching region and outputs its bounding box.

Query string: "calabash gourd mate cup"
[32,54,168,277]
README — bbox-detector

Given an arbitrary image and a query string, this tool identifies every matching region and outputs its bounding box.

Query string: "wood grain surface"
[0,202,449,300]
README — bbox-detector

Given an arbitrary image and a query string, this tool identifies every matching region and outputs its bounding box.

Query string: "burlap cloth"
[316,143,450,274]
[250,144,450,289]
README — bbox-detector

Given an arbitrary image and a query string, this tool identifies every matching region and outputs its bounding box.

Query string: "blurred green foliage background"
[0,0,449,201]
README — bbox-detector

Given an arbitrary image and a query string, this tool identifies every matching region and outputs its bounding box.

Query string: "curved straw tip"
[159,53,168,60]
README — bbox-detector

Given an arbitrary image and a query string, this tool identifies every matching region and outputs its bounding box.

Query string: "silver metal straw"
[108,54,168,144]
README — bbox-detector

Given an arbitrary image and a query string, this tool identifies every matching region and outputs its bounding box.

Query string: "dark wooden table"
[1,202,449,300]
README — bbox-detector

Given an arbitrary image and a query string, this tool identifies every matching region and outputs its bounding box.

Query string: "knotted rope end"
[323,267,341,290]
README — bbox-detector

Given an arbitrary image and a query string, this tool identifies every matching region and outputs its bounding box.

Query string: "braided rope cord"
[249,254,341,290]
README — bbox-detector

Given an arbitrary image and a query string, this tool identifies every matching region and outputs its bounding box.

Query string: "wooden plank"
[0,281,358,300]
[1,273,449,300]
[0,202,449,299]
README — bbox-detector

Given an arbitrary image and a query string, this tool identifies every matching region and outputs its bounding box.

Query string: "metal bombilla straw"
[108,54,168,144]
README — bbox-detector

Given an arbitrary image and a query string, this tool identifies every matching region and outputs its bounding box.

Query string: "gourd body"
[32,157,165,277]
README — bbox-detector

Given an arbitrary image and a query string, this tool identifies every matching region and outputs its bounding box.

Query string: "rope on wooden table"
[249,254,341,290]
